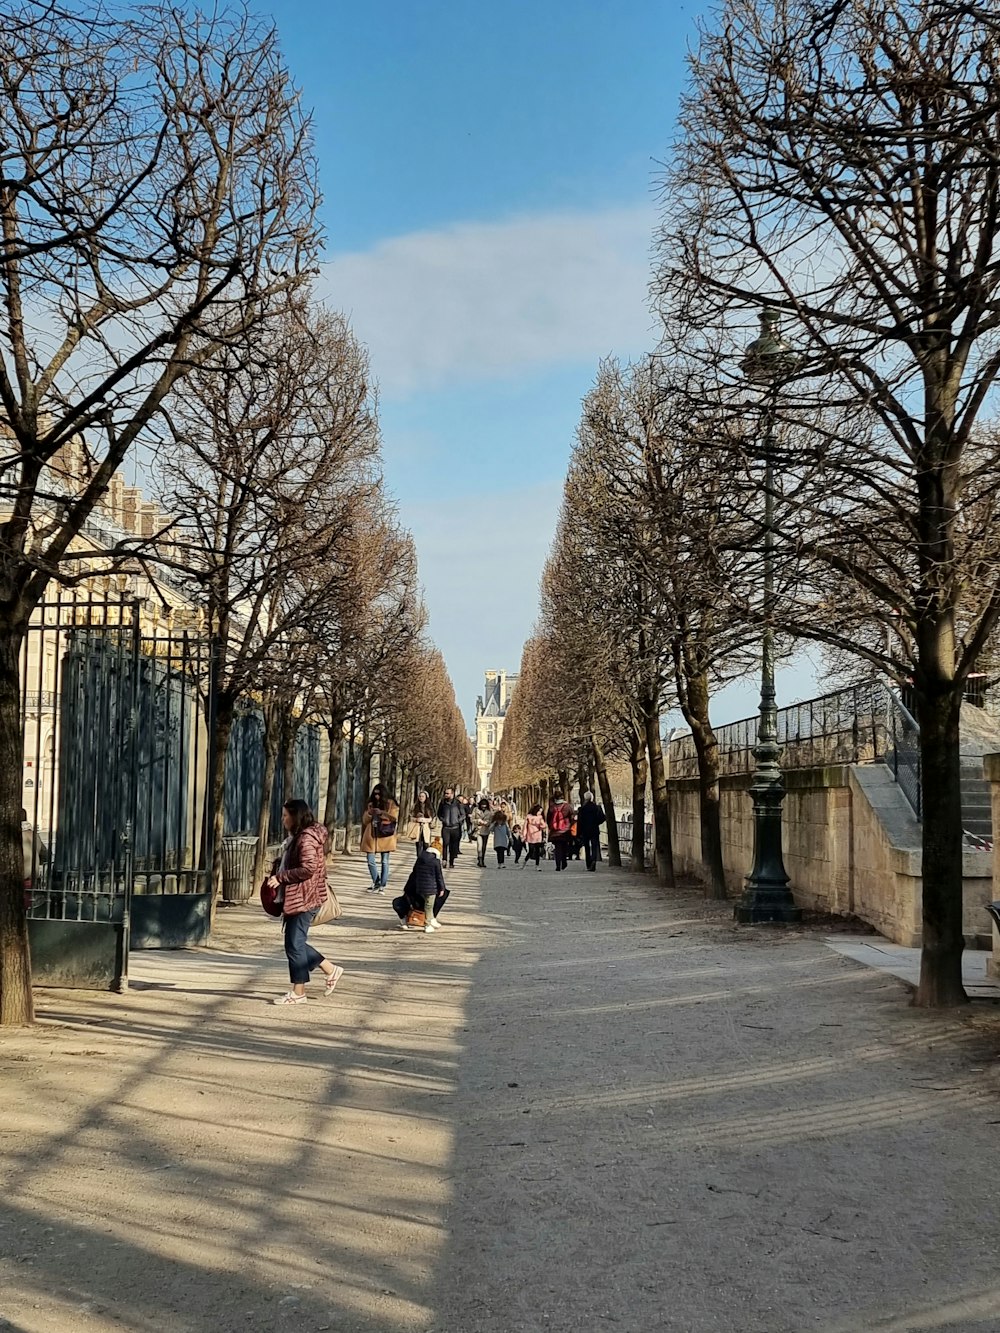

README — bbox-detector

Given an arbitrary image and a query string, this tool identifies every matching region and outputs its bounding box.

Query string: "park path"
[1,845,999,1332]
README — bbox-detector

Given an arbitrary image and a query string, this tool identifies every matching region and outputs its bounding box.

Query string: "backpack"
[549,803,571,836]
[372,808,397,839]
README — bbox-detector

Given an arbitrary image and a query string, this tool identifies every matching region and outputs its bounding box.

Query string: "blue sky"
[264,0,821,727]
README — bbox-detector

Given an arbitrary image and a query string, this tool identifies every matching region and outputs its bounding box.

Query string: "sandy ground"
[1,845,999,1333]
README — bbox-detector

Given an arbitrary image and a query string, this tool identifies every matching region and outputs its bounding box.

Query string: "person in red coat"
[265,799,345,1005]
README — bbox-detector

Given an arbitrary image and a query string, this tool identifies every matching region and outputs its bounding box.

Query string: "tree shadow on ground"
[0,854,481,1332]
[429,861,1000,1333]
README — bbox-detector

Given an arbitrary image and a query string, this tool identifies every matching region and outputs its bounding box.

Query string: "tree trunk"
[683,668,727,900]
[629,731,647,872]
[323,713,346,838]
[281,711,299,809]
[915,684,967,1006]
[645,710,675,888]
[253,704,281,887]
[557,768,570,799]
[592,736,621,868]
[0,624,32,1025]
[208,694,236,906]
[343,720,357,852]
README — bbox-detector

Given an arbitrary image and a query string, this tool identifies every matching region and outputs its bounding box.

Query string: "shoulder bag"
[312,876,343,927]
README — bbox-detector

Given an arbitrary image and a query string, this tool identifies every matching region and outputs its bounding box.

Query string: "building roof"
[481,676,503,716]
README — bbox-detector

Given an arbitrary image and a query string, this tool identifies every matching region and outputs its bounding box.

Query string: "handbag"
[403,819,421,843]
[260,880,284,918]
[405,907,426,928]
[372,809,398,838]
[312,877,343,926]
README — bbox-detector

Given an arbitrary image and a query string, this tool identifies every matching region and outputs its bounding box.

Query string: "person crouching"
[394,837,449,934]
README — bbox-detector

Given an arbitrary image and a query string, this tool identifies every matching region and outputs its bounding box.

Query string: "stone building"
[475,669,517,791]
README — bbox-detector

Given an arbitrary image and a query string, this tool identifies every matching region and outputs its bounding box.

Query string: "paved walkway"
[826,935,1000,998]
[1,849,999,1332]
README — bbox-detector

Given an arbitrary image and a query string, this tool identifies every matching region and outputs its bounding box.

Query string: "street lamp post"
[735,308,802,925]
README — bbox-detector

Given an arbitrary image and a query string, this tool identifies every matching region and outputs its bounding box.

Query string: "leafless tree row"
[495,357,759,895]
[503,0,1000,1007]
[0,3,472,1026]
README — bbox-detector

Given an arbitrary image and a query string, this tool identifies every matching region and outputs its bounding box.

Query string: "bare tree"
[661,0,1000,1003]
[314,513,424,845]
[157,302,377,897]
[0,4,319,1024]
[579,358,760,897]
[568,384,680,884]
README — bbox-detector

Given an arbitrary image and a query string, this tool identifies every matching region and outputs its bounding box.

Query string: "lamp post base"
[735,884,802,924]
[736,784,801,924]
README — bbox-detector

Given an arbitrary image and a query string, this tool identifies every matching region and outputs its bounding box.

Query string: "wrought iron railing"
[668,681,890,781]
[23,690,58,711]
[617,818,653,864]
[887,692,921,818]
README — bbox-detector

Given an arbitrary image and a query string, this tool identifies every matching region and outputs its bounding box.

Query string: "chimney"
[122,488,142,533]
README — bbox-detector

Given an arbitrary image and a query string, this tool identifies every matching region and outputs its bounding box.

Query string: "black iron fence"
[224,705,322,841]
[668,681,891,781]
[21,591,216,987]
[20,588,344,986]
[616,818,653,865]
[887,692,921,819]
[666,679,939,826]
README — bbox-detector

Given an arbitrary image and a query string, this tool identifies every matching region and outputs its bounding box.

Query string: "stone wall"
[668,762,992,947]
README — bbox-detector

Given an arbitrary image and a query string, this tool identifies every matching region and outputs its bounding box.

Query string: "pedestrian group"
[262,784,607,1005]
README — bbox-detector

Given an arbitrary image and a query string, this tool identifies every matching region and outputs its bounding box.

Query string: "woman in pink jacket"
[265,799,345,1005]
[522,804,547,870]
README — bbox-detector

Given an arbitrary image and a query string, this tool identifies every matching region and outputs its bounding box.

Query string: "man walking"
[438,787,466,869]
[576,791,606,871]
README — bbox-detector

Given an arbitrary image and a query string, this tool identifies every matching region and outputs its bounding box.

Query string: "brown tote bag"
[312,877,343,927]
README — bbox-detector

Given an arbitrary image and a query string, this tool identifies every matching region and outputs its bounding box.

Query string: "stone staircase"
[960,756,993,849]
[887,698,998,849]
[958,706,1000,850]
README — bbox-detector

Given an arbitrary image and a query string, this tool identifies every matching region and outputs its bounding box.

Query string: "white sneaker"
[273,991,307,1005]
[424,922,436,934]
[398,918,409,930]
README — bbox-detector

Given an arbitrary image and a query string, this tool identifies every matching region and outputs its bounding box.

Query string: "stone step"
[962,787,991,803]
[964,823,993,841]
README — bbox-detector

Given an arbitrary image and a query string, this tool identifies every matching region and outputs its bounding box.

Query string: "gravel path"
[1,848,998,1332]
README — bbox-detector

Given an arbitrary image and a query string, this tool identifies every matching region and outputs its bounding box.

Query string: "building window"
[487,725,496,745]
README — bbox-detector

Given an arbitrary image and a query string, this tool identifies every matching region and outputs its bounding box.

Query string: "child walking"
[511,823,525,865]
[492,810,512,867]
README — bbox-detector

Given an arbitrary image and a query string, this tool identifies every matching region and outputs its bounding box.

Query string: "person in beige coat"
[361,784,399,893]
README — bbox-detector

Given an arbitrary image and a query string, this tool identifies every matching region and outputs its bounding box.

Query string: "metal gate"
[22,591,216,990]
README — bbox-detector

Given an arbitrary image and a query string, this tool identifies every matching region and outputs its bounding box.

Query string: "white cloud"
[319,204,658,394]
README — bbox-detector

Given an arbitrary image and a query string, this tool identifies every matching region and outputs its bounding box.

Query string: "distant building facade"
[475,669,517,791]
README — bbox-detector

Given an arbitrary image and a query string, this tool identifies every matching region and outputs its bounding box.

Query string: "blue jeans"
[367,851,390,887]
[284,908,322,984]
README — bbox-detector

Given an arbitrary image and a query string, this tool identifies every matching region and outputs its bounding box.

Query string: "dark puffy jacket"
[438,797,466,829]
[404,848,447,903]
[576,802,606,838]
